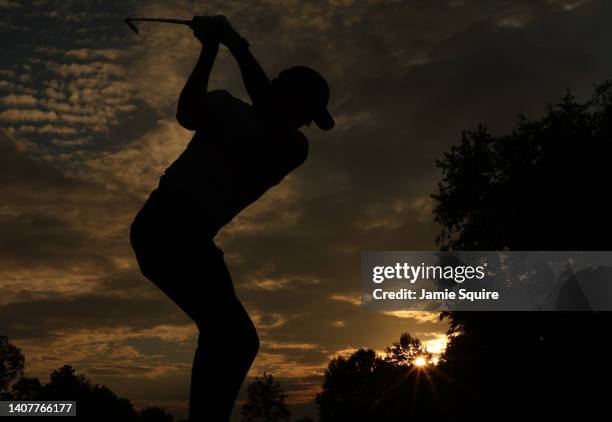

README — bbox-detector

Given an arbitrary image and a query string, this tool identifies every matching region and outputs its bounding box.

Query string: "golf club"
[124,17,193,34]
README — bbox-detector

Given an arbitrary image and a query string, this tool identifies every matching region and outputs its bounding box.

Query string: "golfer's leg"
[189,252,259,422]
[130,191,258,420]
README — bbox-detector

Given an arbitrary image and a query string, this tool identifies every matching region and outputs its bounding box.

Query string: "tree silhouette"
[383,332,431,366]
[139,406,174,422]
[316,349,392,421]
[11,375,43,400]
[316,334,441,422]
[37,364,139,420]
[431,81,612,420]
[0,334,25,400]
[241,372,291,422]
[0,334,177,421]
[432,82,612,250]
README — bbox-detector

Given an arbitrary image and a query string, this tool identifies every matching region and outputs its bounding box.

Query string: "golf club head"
[124,18,139,34]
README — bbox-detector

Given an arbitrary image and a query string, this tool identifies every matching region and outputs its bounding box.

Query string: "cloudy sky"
[1,0,611,419]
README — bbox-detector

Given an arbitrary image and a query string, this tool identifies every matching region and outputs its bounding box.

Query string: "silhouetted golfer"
[129,16,334,422]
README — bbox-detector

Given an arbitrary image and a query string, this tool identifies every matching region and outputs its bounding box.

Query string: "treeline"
[0,335,176,421]
[0,332,434,422]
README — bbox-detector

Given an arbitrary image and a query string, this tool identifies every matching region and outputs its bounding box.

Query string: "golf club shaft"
[124,17,193,34]
[124,16,250,49]
[127,18,192,25]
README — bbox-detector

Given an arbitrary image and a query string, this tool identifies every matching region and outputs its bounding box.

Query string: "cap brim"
[313,108,335,131]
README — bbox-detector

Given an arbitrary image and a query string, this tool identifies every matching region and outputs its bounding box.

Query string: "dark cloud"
[0,130,141,270]
[0,292,189,341]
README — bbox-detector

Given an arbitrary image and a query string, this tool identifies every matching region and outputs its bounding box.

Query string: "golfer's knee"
[245,322,260,358]
[240,328,259,365]
[236,305,259,354]
[197,310,259,358]
[230,312,260,358]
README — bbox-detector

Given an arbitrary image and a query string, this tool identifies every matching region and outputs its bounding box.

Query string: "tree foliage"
[383,332,431,366]
[0,334,25,399]
[432,81,612,250]
[431,81,612,420]
[0,335,176,421]
[241,372,291,422]
[316,335,440,421]
[317,81,612,421]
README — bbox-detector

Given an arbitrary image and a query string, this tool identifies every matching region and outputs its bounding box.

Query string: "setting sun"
[414,356,427,367]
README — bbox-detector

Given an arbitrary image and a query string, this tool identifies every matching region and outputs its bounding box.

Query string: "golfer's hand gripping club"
[191,16,249,52]
[124,15,249,51]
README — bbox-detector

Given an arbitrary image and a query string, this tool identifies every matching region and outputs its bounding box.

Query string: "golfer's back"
[159,89,308,235]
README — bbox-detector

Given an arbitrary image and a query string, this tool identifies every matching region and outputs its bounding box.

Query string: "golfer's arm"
[176,44,219,130]
[229,43,276,112]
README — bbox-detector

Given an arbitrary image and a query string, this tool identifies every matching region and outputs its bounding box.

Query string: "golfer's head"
[271,66,335,131]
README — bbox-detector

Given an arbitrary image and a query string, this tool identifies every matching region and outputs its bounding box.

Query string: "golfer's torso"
[158,90,308,231]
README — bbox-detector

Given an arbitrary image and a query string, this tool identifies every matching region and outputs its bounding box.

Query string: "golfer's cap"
[278,66,335,131]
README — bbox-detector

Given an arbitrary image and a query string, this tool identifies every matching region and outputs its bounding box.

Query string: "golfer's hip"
[130,187,219,263]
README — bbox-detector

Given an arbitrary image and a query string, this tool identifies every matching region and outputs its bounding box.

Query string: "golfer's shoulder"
[204,89,253,123]
[210,90,262,119]
[285,129,309,167]
[205,89,239,105]
[293,129,308,152]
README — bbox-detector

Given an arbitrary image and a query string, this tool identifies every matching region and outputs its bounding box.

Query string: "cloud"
[263,340,318,350]
[250,310,290,330]
[12,324,196,381]
[420,333,448,355]
[0,0,20,9]
[330,294,360,306]
[382,311,441,324]
[47,62,125,78]
[0,80,36,95]
[0,69,17,78]
[64,49,123,61]
[1,57,144,143]
[51,137,90,146]
[0,130,139,274]
[13,125,78,135]
[0,129,81,192]
[81,119,191,195]
[43,86,65,100]
[0,94,37,106]
[0,109,58,122]
[245,275,321,291]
